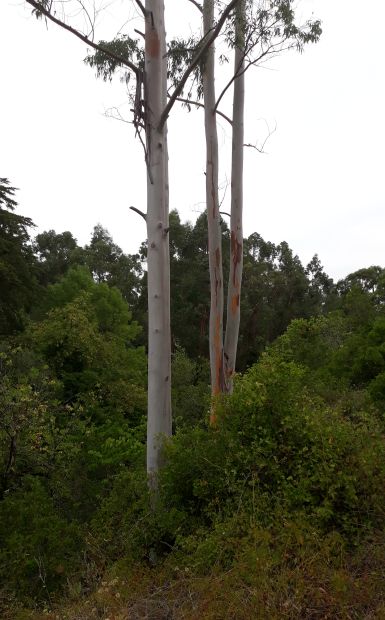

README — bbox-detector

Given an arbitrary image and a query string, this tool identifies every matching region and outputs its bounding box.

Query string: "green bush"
[0,477,83,600]
[171,348,210,429]
[90,468,186,564]
[154,353,385,573]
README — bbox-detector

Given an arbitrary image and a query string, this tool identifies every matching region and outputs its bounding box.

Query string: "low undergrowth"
[4,535,385,619]
[3,316,385,618]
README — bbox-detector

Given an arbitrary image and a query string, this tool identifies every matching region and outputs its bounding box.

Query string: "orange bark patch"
[146,29,160,58]
[231,293,240,316]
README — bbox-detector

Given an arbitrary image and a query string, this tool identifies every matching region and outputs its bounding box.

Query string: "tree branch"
[133,0,146,17]
[104,106,132,124]
[244,120,277,154]
[174,96,233,126]
[186,0,203,13]
[215,41,270,113]
[130,206,147,221]
[25,0,140,77]
[214,16,289,113]
[158,0,240,130]
[76,0,95,40]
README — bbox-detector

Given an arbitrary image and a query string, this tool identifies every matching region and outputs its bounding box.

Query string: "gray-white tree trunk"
[145,0,172,478]
[203,0,224,419]
[224,0,245,393]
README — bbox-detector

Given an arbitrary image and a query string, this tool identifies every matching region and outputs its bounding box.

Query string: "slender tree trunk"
[224,0,245,393]
[145,0,172,479]
[162,7,171,443]
[203,0,224,422]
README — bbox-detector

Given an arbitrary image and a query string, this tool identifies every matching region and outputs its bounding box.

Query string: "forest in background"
[2,177,385,619]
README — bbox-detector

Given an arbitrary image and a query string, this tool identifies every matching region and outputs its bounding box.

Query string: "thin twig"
[104,106,132,124]
[174,96,233,126]
[215,42,270,112]
[244,120,277,153]
[219,176,229,209]
[214,15,293,112]
[76,0,95,40]
[25,0,140,77]
[133,0,146,17]
[138,129,154,184]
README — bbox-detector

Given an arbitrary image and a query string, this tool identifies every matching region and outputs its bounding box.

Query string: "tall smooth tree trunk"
[145,0,172,479]
[224,0,245,394]
[203,0,224,422]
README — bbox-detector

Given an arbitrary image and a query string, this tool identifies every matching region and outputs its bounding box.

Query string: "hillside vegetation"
[1,180,385,618]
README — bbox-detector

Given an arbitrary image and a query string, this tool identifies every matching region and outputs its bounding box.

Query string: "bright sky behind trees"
[1,0,384,280]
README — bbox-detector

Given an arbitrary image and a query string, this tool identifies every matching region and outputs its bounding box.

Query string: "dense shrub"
[150,353,385,575]
[171,348,210,429]
[0,477,83,600]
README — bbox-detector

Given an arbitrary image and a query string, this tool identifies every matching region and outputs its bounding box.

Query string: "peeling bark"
[224,0,245,394]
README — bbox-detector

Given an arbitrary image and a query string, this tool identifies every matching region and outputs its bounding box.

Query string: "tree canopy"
[0,179,37,334]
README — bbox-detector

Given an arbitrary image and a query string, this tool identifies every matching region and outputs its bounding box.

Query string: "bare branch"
[214,15,297,113]
[130,206,147,221]
[219,176,229,209]
[76,0,95,40]
[104,106,132,124]
[215,43,270,112]
[186,0,203,13]
[174,96,233,126]
[133,0,146,17]
[137,129,154,185]
[243,142,265,153]
[158,0,240,130]
[25,0,140,77]
[244,120,277,154]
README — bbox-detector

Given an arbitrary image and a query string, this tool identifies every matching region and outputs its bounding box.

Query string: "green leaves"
[0,260,147,600]
[30,0,51,20]
[32,267,145,406]
[33,229,79,286]
[0,178,37,334]
[167,36,203,98]
[84,36,144,82]
[0,477,83,597]
[0,178,18,211]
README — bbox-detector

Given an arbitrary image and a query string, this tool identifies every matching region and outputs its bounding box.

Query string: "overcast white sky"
[1,0,384,280]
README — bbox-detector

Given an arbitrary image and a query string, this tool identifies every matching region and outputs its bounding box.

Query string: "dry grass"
[5,538,385,620]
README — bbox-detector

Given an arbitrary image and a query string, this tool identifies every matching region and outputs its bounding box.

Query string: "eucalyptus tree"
[223,0,245,395]
[19,0,321,466]
[197,0,321,400]
[22,0,239,477]
[202,0,224,414]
